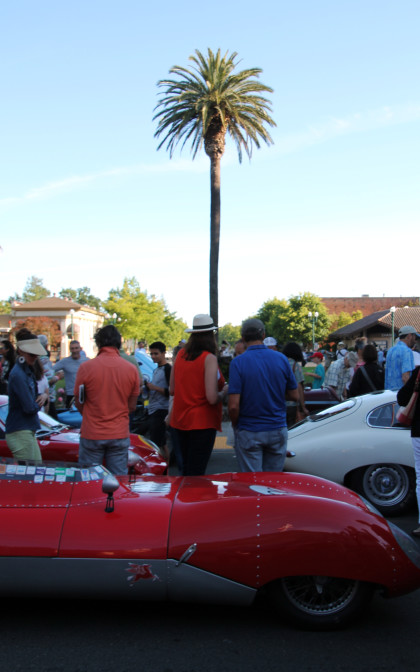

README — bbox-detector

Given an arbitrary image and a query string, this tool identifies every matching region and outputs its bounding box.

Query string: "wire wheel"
[270,576,372,629]
[282,575,358,615]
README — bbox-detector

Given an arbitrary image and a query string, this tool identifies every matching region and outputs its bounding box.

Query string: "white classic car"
[285,390,415,515]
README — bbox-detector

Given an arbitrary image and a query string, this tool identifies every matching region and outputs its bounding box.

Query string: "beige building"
[0,314,12,338]
[10,297,104,359]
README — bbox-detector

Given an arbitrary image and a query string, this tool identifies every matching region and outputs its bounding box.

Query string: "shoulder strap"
[164,363,171,386]
[359,365,376,391]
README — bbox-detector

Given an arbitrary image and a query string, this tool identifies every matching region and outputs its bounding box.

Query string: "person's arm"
[13,375,40,416]
[401,347,415,386]
[286,388,299,402]
[298,382,309,415]
[74,368,84,414]
[146,381,166,395]
[228,393,241,427]
[53,360,64,374]
[128,369,141,413]
[169,364,175,396]
[402,371,412,385]
[397,368,418,406]
[128,395,138,413]
[204,353,221,405]
[147,365,171,397]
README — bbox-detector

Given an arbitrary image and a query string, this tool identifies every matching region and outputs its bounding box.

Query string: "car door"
[0,463,73,556]
[0,462,74,597]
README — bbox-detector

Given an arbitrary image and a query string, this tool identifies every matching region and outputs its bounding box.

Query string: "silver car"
[285,390,415,515]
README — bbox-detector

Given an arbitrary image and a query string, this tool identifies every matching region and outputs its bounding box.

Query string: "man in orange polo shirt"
[74,325,140,474]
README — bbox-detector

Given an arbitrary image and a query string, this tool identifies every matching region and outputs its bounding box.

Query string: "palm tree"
[154,48,276,327]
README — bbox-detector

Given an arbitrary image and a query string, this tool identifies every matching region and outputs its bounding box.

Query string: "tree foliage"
[22,276,50,303]
[0,300,11,314]
[59,287,102,310]
[154,48,276,327]
[103,277,186,347]
[330,309,364,332]
[218,323,241,346]
[257,293,332,348]
[12,317,61,349]
[336,312,354,329]
[154,48,276,161]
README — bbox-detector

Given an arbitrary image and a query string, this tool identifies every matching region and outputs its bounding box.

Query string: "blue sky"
[1,0,419,327]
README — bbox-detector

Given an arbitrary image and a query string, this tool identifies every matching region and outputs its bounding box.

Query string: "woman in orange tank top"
[169,314,228,475]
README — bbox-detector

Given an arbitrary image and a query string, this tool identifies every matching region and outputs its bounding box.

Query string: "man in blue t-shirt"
[385,325,418,391]
[228,318,298,472]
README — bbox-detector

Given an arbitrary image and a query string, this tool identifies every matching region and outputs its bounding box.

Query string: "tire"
[350,464,415,516]
[270,576,373,630]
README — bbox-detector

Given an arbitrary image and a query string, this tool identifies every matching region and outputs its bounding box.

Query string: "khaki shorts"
[6,430,42,461]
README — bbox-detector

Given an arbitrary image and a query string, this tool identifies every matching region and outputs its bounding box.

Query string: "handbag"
[396,370,420,426]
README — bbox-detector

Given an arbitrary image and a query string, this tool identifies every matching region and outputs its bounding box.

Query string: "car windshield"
[0,402,69,435]
[38,411,69,432]
[308,398,357,422]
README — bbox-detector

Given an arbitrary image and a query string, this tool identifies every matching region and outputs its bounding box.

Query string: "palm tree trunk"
[209,154,221,327]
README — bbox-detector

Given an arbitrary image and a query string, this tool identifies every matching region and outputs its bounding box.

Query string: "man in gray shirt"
[54,340,89,407]
[144,341,171,450]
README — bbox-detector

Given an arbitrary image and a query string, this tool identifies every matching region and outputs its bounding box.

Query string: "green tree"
[59,288,77,302]
[285,294,331,347]
[257,293,331,348]
[218,323,241,346]
[22,276,50,303]
[59,287,102,310]
[12,317,61,349]
[154,48,276,327]
[104,277,186,347]
[352,310,363,322]
[337,312,353,328]
[257,298,289,342]
[0,299,11,314]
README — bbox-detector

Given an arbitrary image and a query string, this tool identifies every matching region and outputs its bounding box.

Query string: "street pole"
[390,306,396,347]
[70,309,74,340]
[308,311,319,350]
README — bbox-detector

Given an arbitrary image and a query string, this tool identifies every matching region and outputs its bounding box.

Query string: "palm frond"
[154,48,276,161]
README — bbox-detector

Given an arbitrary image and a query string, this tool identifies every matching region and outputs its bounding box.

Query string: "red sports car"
[1,457,420,630]
[0,395,167,476]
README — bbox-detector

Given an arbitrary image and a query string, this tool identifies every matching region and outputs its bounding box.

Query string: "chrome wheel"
[361,464,413,511]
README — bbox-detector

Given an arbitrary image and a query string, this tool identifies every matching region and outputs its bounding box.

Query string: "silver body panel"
[0,558,256,605]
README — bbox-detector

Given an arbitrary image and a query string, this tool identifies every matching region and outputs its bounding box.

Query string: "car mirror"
[128,450,142,483]
[102,474,120,513]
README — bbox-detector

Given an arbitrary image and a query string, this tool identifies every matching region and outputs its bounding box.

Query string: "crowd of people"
[1,318,420,530]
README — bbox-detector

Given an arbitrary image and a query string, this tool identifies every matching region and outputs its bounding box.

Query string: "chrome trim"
[387,522,420,570]
[176,543,197,566]
[366,401,408,430]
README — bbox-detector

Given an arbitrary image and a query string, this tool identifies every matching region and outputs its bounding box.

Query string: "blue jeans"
[79,437,130,475]
[234,427,288,472]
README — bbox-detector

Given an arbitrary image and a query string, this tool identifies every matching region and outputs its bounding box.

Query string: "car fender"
[287,426,414,483]
[168,473,420,595]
